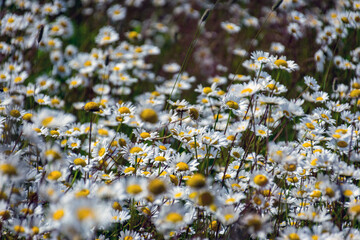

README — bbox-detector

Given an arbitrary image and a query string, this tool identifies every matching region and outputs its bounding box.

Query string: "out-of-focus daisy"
[107,4,127,21]
[95,26,119,46]
[287,22,303,39]
[155,203,193,234]
[221,21,241,34]
[215,205,240,226]
[32,108,75,128]
[270,42,285,54]
[163,62,180,73]
[304,76,320,91]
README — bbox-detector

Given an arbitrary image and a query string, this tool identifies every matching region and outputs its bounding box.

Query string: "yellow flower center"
[337,141,348,148]
[203,87,212,94]
[274,59,288,67]
[75,189,90,198]
[166,212,183,223]
[45,149,61,160]
[47,171,62,180]
[343,189,353,197]
[13,225,25,233]
[288,233,300,240]
[53,209,64,220]
[42,116,54,127]
[198,192,214,206]
[130,147,143,154]
[350,205,360,215]
[10,109,20,118]
[241,88,253,94]
[325,187,335,197]
[224,214,234,221]
[226,100,239,110]
[126,184,143,195]
[140,108,158,123]
[84,102,100,112]
[83,60,92,67]
[306,122,315,129]
[186,174,206,188]
[148,178,166,195]
[98,148,106,157]
[176,162,189,171]
[124,167,135,174]
[140,132,151,139]
[118,106,130,114]
[73,158,86,167]
[112,202,122,211]
[0,164,17,176]
[258,129,266,135]
[77,207,95,221]
[155,156,166,162]
[253,174,268,187]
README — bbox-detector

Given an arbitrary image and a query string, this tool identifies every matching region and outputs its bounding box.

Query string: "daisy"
[32,108,75,128]
[221,21,241,34]
[271,56,299,72]
[270,42,285,54]
[168,152,199,176]
[228,73,251,82]
[64,44,78,60]
[119,230,141,240]
[287,22,303,39]
[95,26,119,46]
[155,203,193,234]
[207,75,227,85]
[304,76,320,91]
[93,84,111,95]
[123,177,148,200]
[107,4,127,22]
[230,82,261,98]
[241,213,271,239]
[314,49,326,72]
[250,171,272,189]
[215,205,241,226]
[251,51,272,64]
[253,124,271,138]
[163,62,181,73]
[67,153,90,174]
[12,71,28,85]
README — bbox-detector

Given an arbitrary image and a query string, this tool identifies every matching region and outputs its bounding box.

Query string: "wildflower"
[314,49,326,72]
[304,76,320,91]
[216,205,240,225]
[250,171,272,189]
[32,108,75,128]
[84,102,100,112]
[95,26,119,46]
[163,62,181,73]
[287,22,303,39]
[221,21,241,34]
[107,4,127,21]
[155,203,193,234]
[242,213,271,239]
[271,56,299,72]
[119,230,141,240]
[270,42,285,54]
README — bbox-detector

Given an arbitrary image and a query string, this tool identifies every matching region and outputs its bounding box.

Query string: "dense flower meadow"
[1,0,360,239]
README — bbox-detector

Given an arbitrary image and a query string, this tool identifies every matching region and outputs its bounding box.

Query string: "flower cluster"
[0,0,360,239]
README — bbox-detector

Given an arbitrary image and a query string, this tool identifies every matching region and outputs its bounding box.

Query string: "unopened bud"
[105,54,110,66]
[37,25,44,44]
[201,9,211,23]
[272,0,283,11]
